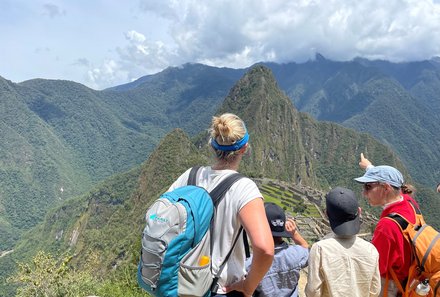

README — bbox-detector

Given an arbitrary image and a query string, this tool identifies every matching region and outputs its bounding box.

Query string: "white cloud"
[81,0,440,88]
[3,0,440,89]
[84,30,179,88]
[136,0,440,65]
[87,59,123,89]
[125,30,146,43]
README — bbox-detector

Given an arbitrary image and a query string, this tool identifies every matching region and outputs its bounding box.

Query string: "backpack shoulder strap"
[386,213,409,231]
[208,173,247,258]
[187,166,202,186]
[407,199,422,216]
[407,199,427,226]
[208,173,246,293]
[209,173,244,205]
[385,197,421,231]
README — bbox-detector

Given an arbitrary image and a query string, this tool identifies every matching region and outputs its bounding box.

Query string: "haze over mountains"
[0,57,439,294]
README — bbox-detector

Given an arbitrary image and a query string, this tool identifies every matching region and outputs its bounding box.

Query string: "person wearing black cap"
[305,187,380,297]
[246,202,309,297]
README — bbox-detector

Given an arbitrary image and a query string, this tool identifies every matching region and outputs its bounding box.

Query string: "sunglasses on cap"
[363,182,381,191]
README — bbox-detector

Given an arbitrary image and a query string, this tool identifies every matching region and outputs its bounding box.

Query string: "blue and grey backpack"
[137,166,244,297]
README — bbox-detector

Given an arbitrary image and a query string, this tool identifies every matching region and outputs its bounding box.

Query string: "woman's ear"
[238,143,249,154]
[383,183,393,193]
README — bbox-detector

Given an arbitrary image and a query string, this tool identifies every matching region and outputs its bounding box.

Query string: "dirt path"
[0,249,14,258]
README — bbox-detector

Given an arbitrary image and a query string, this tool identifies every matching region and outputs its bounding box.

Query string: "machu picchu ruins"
[254,178,378,243]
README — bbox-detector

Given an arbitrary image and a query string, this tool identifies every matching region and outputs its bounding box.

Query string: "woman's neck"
[383,195,403,209]
[212,162,239,171]
[212,157,241,171]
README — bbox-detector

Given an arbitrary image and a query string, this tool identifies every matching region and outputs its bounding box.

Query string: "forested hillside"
[1,56,439,256]
[269,56,440,186]
[0,66,244,250]
[2,65,439,296]
[0,77,162,250]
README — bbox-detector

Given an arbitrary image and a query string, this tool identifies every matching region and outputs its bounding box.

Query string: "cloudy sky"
[2,0,440,90]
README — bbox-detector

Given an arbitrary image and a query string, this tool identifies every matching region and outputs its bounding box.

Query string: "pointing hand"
[359,153,372,170]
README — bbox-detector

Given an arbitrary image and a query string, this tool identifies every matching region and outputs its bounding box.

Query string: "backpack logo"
[149,214,169,223]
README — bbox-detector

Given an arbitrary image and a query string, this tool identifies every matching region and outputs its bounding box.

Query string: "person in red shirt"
[355,154,418,297]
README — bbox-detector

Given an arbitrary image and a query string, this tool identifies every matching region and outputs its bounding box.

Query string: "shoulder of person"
[230,176,259,189]
[357,237,380,254]
[374,219,403,240]
[290,244,309,255]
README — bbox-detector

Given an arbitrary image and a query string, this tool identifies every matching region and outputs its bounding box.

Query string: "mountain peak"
[218,65,295,120]
[315,53,327,61]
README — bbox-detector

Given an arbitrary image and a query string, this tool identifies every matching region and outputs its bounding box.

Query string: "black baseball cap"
[265,202,292,238]
[326,187,360,236]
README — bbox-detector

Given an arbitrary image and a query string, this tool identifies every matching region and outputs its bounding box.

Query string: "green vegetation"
[1,62,440,295]
[8,251,98,297]
[8,250,147,297]
[0,129,203,295]
[2,59,440,249]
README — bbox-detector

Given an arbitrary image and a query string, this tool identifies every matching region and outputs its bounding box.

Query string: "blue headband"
[210,132,249,152]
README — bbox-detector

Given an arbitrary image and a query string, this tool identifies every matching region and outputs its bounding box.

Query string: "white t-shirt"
[168,166,263,293]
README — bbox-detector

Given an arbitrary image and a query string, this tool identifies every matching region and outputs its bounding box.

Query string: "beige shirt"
[305,233,381,297]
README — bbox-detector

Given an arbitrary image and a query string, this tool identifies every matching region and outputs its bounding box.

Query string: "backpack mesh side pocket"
[178,230,212,297]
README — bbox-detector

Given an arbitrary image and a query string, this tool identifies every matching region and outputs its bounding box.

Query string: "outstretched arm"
[285,218,309,248]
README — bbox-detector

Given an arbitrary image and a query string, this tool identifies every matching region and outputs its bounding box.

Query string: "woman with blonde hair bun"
[168,113,274,297]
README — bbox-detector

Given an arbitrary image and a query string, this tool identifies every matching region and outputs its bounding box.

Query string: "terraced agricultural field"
[258,183,322,218]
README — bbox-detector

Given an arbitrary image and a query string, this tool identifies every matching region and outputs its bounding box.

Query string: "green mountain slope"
[102,63,245,136]
[217,66,407,189]
[2,56,440,254]
[2,65,439,296]
[0,129,205,295]
[271,57,440,186]
[0,77,170,249]
[0,77,91,249]
[0,65,245,250]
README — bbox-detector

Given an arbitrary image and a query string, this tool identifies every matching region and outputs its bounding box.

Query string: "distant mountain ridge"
[1,65,439,296]
[1,56,439,252]
[107,57,440,186]
[0,65,407,293]
[268,56,440,187]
